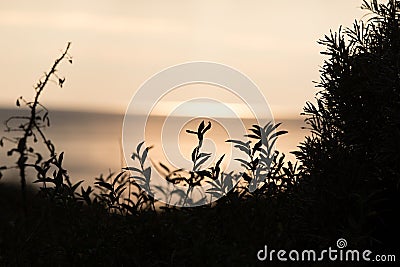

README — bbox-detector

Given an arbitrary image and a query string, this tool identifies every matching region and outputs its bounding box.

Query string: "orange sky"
[0,0,365,118]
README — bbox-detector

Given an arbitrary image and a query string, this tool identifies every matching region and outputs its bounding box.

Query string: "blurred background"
[0,1,365,184]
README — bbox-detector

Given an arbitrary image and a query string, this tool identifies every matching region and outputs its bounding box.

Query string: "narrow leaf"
[136,141,144,155]
[143,167,151,180]
[245,134,260,139]
[226,139,251,148]
[198,121,205,133]
[270,130,288,139]
[159,162,170,172]
[249,127,261,137]
[94,181,113,191]
[216,154,225,168]
[234,158,252,170]
[58,152,64,165]
[141,147,149,165]
[123,166,142,173]
[186,130,197,135]
[71,180,84,192]
[194,155,211,171]
[203,121,211,133]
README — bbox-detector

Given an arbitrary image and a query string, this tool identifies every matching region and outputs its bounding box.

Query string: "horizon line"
[0,105,305,120]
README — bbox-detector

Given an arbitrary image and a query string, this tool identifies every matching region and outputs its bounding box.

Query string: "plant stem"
[17,42,71,215]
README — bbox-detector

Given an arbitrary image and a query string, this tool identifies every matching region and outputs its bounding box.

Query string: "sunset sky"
[0,0,365,119]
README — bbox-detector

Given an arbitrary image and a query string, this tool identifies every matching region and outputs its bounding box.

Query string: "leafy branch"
[227,122,288,193]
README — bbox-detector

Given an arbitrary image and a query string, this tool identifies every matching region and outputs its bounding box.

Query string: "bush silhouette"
[293,0,400,247]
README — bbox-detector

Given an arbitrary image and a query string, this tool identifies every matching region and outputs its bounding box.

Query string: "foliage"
[293,0,400,247]
[0,42,295,216]
[1,1,399,264]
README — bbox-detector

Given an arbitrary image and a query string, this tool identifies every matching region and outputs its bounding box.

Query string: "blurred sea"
[0,108,309,187]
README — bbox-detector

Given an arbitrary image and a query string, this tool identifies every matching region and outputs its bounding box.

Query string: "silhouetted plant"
[33,152,84,208]
[94,170,128,214]
[123,142,157,212]
[159,121,216,187]
[154,121,227,206]
[293,0,400,247]
[125,120,293,208]
[0,42,73,213]
[227,123,288,194]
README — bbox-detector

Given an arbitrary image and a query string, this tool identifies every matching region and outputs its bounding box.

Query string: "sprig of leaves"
[123,141,156,212]
[227,122,288,193]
